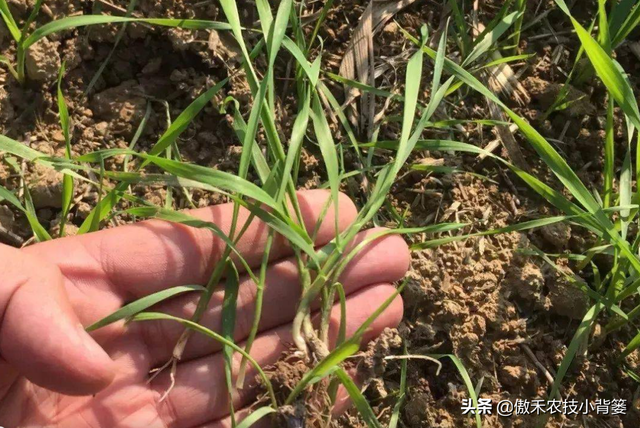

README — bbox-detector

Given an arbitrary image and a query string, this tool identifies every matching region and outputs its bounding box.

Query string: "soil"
[2,0,640,427]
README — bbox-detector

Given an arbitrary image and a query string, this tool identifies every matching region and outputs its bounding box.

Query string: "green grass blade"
[221,260,240,427]
[555,0,640,129]
[23,16,232,50]
[351,282,405,343]
[431,25,448,97]
[0,184,49,242]
[286,339,360,404]
[86,285,205,332]
[142,155,278,213]
[57,63,73,237]
[311,93,341,243]
[236,407,276,428]
[124,102,152,172]
[411,216,576,250]
[127,184,318,265]
[621,329,640,360]
[225,98,271,184]
[604,99,615,208]
[393,30,426,172]
[149,79,228,157]
[282,37,321,86]
[278,87,310,201]
[237,78,269,182]
[597,0,611,52]
[477,53,535,70]
[512,0,526,53]
[20,0,43,41]
[447,0,472,57]
[0,133,48,162]
[0,54,18,81]
[123,206,257,284]
[255,0,274,49]
[132,312,277,407]
[430,354,482,428]
[335,283,347,347]
[538,303,603,427]
[389,346,408,428]
[335,368,382,428]
[463,10,520,67]
[609,0,637,38]
[266,0,292,71]
[612,2,640,46]
[0,0,20,41]
[308,0,334,51]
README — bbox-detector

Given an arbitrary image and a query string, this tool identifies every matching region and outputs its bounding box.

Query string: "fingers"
[0,245,115,396]
[23,190,357,325]
[152,284,404,428]
[136,229,410,366]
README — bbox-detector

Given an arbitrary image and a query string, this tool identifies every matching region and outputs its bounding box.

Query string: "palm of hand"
[0,191,408,428]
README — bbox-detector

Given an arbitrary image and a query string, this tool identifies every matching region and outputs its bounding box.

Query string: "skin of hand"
[0,190,409,428]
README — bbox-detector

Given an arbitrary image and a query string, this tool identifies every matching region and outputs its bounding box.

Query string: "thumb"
[0,244,115,396]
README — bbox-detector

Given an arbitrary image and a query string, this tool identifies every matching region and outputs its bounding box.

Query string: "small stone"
[546,265,589,320]
[94,121,109,137]
[505,262,544,301]
[142,57,162,75]
[91,81,146,137]
[0,205,15,229]
[29,164,63,208]
[541,222,571,249]
[25,37,61,82]
[383,22,398,34]
[52,130,65,143]
[75,201,92,219]
[37,208,54,221]
[0,87,14,123]
[499,365,528,388]
[49,215,79,237]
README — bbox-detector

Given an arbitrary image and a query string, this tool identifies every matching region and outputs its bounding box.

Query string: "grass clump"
[3,1,640,427]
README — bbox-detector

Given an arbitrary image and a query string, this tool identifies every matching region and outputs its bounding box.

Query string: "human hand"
[0,190,409,428]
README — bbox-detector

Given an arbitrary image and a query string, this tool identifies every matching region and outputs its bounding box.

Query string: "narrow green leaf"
[0,183,51,242]
[236,407,276,428]
[389,346,408,428]
[311,93,341,242]
[57,63,73,236]
[86,285,205,332]
[142,155,278,211]
[555,0,640,130]
[23,16,232,50]
[538,304,603,427]
[132,312,276,407]
[0,54,18,81]
[0,0,20,41]
[430,354,482,428]
[149,79,227,157]
[222,260,240,426]
[0,133,48,162]
[335,368,382,428]
[286,339,360,404]
[463,10,521,67]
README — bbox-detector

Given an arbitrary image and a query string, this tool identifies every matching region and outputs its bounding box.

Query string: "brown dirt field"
[2,0,640,427]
